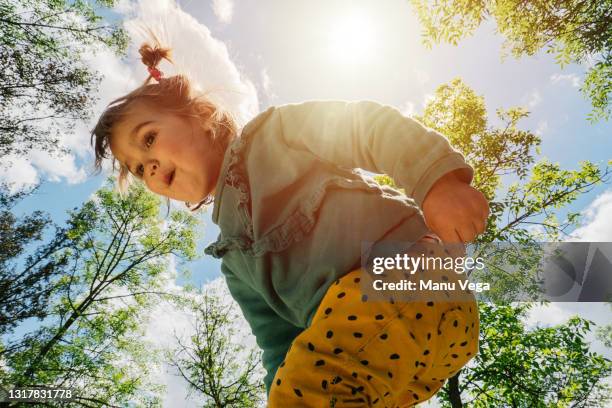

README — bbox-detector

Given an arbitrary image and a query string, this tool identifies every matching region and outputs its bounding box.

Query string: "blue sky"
[3,1,611,405]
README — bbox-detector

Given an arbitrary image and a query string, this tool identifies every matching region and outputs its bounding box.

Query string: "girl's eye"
[144,131,156,148]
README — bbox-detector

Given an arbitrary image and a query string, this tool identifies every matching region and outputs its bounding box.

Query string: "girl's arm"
[275,100,487,242]
[221,261,303,396]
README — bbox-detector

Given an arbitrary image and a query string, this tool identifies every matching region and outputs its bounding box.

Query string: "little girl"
[91,43,489,407]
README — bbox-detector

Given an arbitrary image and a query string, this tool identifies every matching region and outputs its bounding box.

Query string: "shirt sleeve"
[275,100,474,207]
[220,260,303,396]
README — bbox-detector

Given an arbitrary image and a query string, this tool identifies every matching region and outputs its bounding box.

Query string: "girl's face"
[109,102,223,203]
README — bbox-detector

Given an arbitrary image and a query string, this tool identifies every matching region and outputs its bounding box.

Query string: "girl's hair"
[90,42,238,211]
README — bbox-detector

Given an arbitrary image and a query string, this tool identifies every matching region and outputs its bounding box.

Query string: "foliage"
[0,178,199,407]
[168,284,266,408]
[437,303,611,407]
[0,0,127,159]
[410,0,612,122]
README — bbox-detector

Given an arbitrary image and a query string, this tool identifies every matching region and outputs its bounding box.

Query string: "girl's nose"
[145,160,159,179]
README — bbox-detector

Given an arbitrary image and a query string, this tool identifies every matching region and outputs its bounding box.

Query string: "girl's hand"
[421,170,489,243]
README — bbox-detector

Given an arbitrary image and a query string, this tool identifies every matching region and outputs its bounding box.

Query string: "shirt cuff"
[410,152,474,208]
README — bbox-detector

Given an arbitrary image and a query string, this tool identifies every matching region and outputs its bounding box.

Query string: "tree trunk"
[447,372,463,408]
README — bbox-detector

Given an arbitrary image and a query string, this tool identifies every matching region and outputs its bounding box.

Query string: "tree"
[439,303,611,407]
[0,184,73,338]
[1,179,199,407]
[168,283,266,408]
[376,78,612,406]
[0,0,127,159]
[410,0,612,122]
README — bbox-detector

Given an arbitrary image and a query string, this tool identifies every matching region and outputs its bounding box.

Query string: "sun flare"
[328,12,376,65]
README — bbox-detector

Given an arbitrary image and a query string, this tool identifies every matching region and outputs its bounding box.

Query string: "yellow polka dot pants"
[268,241,480,407]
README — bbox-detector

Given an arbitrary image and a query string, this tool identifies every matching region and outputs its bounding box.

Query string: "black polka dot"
[420,362,426,367]
[423,349,430,355]
[467,352,472,356]
[361,294,368,302]
[450,342,455,347]
[413,375,419,380]
[425,385,431,392]
[353,332,363,338]
[276,379,281,386]
[348,315,357,321]
[387,371,393,378]
[332,376,342,384]
[360,360,369,366]
[415,360,419,367]
[351,372,358,378]
[337,292,346,298]
[294,388,303,397]
[354,277,360,283]
[413,393,419,400]
[427,301,434,306]
[326,330,333,339]
[451,354,459,358]
[409,332,416,340]
[308,342,315,351]
[390,353,400,359]
[315,359,325,366]
[427,332,431,340]
[367,375,372,380]
[380,333,388,340]
[384,391,390,397]
[333,348,343,354]
[416,312,423,319]
[453,319,458,327]
[437,329,442,335]
[373,398,379,404]
[325,307,332,315]
[460,341,468,346]
[375,314,384,320]
[321,380,328,390]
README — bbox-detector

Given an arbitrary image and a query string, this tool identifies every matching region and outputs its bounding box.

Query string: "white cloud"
[260,67,277,101]
[571,190,612,241]
[212,0,234,24]
[0,155,39,193]
[400,100,416,117]
[523,89,542,109]
[550,73,581,88]
[535,120,549,136]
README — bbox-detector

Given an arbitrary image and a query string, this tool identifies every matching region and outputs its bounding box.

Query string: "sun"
[328,12,376,66]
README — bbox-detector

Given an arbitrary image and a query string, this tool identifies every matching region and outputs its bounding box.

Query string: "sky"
[2,0,611,406]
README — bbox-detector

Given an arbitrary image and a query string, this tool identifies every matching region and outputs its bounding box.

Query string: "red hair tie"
[147,66,163,81]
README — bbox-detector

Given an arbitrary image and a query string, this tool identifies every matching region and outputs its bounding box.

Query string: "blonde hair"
[90,42,238,211]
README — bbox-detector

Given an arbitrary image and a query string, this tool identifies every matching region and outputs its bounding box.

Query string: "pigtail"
[139,41,172,83]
